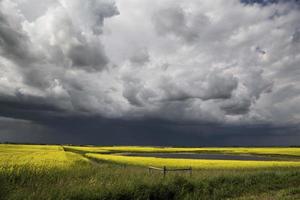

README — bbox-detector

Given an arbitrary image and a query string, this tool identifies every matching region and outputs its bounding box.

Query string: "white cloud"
[0,0,300,125]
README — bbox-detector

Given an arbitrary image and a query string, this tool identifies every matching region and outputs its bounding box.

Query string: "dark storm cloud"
[0,0,300,146]
[1,115,299,146]
[159,71,238,102]
[241,0,300,5]
[292,29,300,43]
[22,67,54,89]
[0,11,35,65]
[220,98,252,115]
[67,43,109,71]
[0,93,67,123]
[42,118,300,146]
[0,117,56,144]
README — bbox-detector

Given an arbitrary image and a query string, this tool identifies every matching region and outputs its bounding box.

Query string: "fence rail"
[148,166,192,177]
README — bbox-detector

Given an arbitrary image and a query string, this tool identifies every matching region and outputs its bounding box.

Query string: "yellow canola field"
[1,144,300,171]
[86,153,300,169]
[67,146,300,156]
[0,144,89,171]
[63,146,110,153]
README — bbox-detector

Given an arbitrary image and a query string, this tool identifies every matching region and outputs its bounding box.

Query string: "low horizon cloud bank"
[0,0,300,145]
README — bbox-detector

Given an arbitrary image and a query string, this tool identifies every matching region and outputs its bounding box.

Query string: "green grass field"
[1,144,300,199]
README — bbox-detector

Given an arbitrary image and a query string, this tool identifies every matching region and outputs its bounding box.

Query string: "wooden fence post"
[148,166,192,177]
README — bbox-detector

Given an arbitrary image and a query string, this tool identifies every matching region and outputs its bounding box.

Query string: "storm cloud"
[0,0,300,145]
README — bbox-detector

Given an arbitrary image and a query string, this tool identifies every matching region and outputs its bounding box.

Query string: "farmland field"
[1,144,300,199]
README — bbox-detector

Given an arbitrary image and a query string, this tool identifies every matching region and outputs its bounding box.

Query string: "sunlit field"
[1,144,300,200]
[85,153,300,169]
[0,145,89,169]
[65,145,300,156]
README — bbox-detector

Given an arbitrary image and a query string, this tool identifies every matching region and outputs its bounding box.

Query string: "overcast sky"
[0,0,300,146]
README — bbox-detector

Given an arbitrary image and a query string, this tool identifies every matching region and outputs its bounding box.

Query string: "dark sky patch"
[0,0,300,146]
[240,0,300,5]
[1,116,299,146]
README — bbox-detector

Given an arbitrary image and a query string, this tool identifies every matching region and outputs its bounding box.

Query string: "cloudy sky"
[0,0,300,146]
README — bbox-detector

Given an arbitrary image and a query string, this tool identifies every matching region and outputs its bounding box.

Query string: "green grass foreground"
[1,144,300,200]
